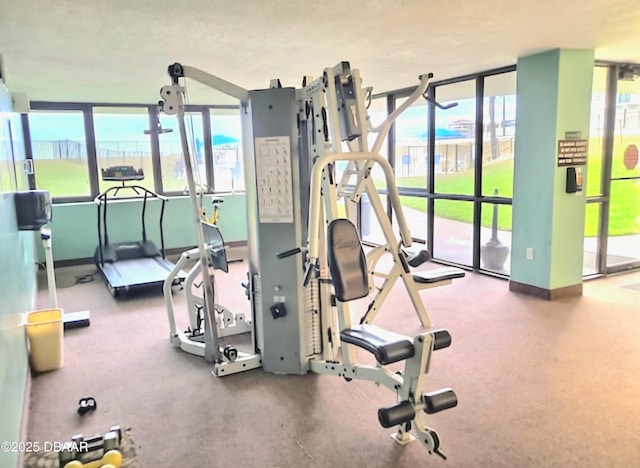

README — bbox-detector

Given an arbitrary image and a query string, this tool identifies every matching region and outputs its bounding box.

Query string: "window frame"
[25,101,240,203]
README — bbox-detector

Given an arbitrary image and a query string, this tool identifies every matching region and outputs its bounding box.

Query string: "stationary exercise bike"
[164,195,251,359]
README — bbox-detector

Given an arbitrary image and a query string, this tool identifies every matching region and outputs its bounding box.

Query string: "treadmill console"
[101,166,145,181]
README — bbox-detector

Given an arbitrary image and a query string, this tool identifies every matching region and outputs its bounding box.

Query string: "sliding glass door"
[606,71,640,271]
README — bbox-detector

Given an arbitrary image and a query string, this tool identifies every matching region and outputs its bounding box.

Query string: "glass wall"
[359,68,518,276]
[29,111,90,197]
[585,64,640,275]
[583,67,608,274]
[25,104,245,201]
[433,200,474,266]
[583,202,600,275]
[394,100,428,188]
[480,203,512,274]
[587,67,608,197]
[362,96,389,244]
[434,80,476,196]
[482,73,516,198]
[607,72,640,269]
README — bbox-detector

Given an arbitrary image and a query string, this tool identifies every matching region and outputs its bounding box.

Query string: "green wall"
[44,194,248,262]
[550,51,595,288]
[511,51,559,288]
[0,88,36,468]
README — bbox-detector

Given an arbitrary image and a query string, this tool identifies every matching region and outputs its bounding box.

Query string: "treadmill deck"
[99,256,184,289]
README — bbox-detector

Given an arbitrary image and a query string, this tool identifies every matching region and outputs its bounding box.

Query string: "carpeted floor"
[620,281,640,291]
[27,251,640,467]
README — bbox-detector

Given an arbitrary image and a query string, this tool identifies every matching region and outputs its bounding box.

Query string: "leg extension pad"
[423,388,458,414]
[432,329,452,350]
[378,400,415,428]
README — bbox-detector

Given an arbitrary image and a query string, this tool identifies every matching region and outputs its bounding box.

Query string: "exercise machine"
[164,199,252,359]
[159,61,464,456]
[93,166,185,298]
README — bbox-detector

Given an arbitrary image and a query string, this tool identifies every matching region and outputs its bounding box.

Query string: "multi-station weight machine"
[159,61,465,458]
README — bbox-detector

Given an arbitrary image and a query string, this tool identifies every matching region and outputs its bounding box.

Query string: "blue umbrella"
[213,134,239,146]
[418,128,467,140]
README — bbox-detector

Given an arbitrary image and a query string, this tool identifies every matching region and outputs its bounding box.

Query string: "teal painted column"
[510,49,594,299]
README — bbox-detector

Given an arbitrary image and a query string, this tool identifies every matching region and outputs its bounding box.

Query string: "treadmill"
[94,166,185,298]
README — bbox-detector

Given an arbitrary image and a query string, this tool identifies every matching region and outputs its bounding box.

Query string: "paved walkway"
[362,205,639,275]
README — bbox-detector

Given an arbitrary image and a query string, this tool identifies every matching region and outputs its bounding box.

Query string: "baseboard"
[17,369,31,468]
[52,241,248,268]
[509,280,583,300]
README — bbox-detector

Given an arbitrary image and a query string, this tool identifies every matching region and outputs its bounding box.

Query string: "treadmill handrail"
[94,185,169,204]
[94,183,169,265]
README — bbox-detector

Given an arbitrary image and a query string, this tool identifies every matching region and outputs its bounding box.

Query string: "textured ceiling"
[1,0,639,105]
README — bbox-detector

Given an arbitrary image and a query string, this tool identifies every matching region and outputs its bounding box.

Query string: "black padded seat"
[412,266,465,284]
[327,218,369,302]
[340,324,414,365]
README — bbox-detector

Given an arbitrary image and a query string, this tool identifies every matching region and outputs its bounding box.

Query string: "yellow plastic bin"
[26,308,64,372]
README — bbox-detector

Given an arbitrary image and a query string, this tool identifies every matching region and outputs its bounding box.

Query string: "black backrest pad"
[327,218,369,302]
[202,222,228,273]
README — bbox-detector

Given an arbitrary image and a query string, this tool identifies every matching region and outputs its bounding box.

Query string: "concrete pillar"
[509,49,594,299]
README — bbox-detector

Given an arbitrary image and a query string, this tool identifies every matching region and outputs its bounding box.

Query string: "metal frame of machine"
[158,61,465,456]
[164,223,253,361]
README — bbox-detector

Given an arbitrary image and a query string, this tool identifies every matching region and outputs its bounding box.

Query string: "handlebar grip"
[422,94,458,111]
[436,102,458,110]
[277,247,301,259]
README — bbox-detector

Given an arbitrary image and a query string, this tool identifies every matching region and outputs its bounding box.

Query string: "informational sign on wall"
[557,131,588,167]
[255,136,294,223]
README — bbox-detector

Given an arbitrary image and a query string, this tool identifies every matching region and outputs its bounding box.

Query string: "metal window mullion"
[598,65,618,274]
[385,93,395,220]
[148,105,164,194]
[473,77,485,270]
[84,105,99,198]
[202,110,213,191]
[21,113,36,190]
[427,85,436,256]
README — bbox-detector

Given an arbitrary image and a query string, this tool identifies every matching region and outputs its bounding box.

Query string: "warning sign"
[558,139,588,166]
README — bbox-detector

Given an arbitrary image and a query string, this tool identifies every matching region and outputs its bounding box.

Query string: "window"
[211,110,243,192]
[482,72,516,198]
[434,80,476,195]
[158,113,205,193]
[394,100,428,188]
[93,108,154,194]
[433,199,473,265]
[29,111,90,198]
[587,67,608,197]
[480,202,512,274]
[362,97,389,244]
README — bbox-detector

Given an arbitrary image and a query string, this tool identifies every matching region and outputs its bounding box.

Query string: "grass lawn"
[386,134,639,236]
[34,157,186,196]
